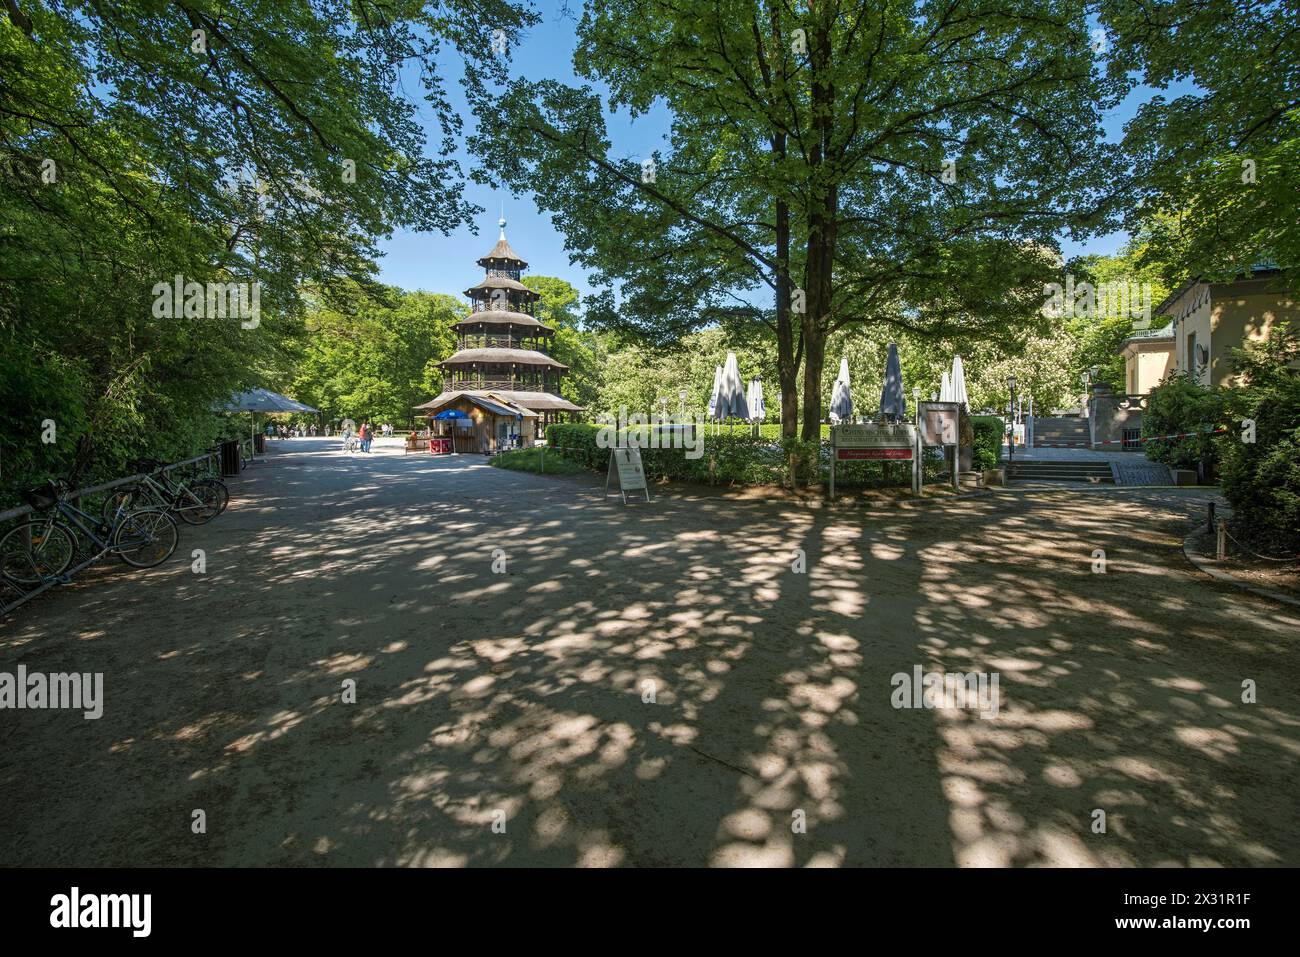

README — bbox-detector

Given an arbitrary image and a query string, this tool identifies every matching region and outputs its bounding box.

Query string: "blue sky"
[376,4,1190,305]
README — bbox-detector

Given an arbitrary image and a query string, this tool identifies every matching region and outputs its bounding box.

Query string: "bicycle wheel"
[113,508,179,568]
[191,477,229,515]
[0,519,75,585]
[172,481,224,525]
[101,487,139,527]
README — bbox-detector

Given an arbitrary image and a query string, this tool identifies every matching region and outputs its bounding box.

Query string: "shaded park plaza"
[1,438,1296,867]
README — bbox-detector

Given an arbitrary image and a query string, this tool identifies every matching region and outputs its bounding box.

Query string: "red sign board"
[837,447,913,461]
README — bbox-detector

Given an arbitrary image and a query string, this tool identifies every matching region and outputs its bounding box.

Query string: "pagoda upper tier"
[438,219,567,397]
[477,233,527,272]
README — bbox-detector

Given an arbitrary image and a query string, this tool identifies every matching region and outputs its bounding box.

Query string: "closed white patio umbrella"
[830,357,853,423]
[713,352,748,422]
[747,378,766,423]
[706,364,723,419]
[879,343,907,422]
[951,355,969,409]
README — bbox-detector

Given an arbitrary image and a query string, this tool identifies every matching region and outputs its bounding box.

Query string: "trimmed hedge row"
[546,423,779,484]
[757,423,831,441]
[546,423,951,488]
[971,415,1004,471]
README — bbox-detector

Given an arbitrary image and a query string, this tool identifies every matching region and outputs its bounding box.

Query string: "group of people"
[341,421,378,453]
[264,421,396,444]
[268,423,316,439]
[262,418,401,451]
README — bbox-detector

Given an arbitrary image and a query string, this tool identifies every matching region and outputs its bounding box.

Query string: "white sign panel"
[919,402,961,447]
[613,447,646,490]
[605,446,651,503]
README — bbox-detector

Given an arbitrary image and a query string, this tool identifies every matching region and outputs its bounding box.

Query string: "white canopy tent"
[221,388,319,461]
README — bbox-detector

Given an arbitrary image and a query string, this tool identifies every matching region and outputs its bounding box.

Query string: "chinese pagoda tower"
[425,217,583,432]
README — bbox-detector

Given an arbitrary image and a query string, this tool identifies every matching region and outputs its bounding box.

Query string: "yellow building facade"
[1119,269,1297,393]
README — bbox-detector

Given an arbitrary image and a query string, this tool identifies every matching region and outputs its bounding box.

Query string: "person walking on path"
[360,422,372,453]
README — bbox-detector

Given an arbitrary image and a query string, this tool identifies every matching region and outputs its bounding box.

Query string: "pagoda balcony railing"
[471,300,533,315]
[446,376,556,393]
[457,334,549,352]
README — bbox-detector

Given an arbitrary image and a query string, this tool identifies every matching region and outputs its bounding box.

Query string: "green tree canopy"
[469,0,1124,438]
[1101,0,1300,282]
[0,0,532,497]
[292,285,461,425]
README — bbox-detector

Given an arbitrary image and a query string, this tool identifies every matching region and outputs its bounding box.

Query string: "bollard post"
[1216,519,1227,560]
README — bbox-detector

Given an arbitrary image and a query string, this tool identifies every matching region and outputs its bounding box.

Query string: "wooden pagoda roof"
[486,390,584,412]
[414,391,538,417]
[452,310,554,334]
[477,236,527,269]
[464,274,541,300]
[438,347,569,369]
[415,389,582,414]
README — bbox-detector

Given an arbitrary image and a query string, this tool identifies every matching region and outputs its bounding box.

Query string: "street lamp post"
[678,390,687,421]
[1006,374,1018,465]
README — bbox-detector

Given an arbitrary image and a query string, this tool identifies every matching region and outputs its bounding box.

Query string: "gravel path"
[1,437,1296,867]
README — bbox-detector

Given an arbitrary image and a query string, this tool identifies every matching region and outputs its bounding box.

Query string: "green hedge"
[971,415,1003,471]
[546,423,779,484]
[1142,373,1226,471]
[546,423,950,488]
[757,423,831,441]
[1217,325,1300,548]
[1220,380,1300,545]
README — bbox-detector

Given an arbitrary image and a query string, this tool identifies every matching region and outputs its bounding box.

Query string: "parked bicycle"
[101,458,228,526]
[0,479,179,585]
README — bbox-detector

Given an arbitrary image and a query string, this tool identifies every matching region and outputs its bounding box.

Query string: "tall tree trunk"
[776,206,803,487]
[762,11,799,444]
[799,14,837,451]
[774,197,798,440]
[800,193,837,445]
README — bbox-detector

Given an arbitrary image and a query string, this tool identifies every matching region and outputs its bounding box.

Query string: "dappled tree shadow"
[1,440,1296,866]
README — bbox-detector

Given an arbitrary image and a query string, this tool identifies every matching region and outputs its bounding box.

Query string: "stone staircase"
[1033,416,1090,448]
[1006,460,1114,484]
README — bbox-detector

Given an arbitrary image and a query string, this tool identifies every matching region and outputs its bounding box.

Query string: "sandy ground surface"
[1,436,1297,867]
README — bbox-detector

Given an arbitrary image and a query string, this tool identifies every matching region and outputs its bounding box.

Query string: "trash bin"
[219,440,241,476]
[254,433,266,454]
